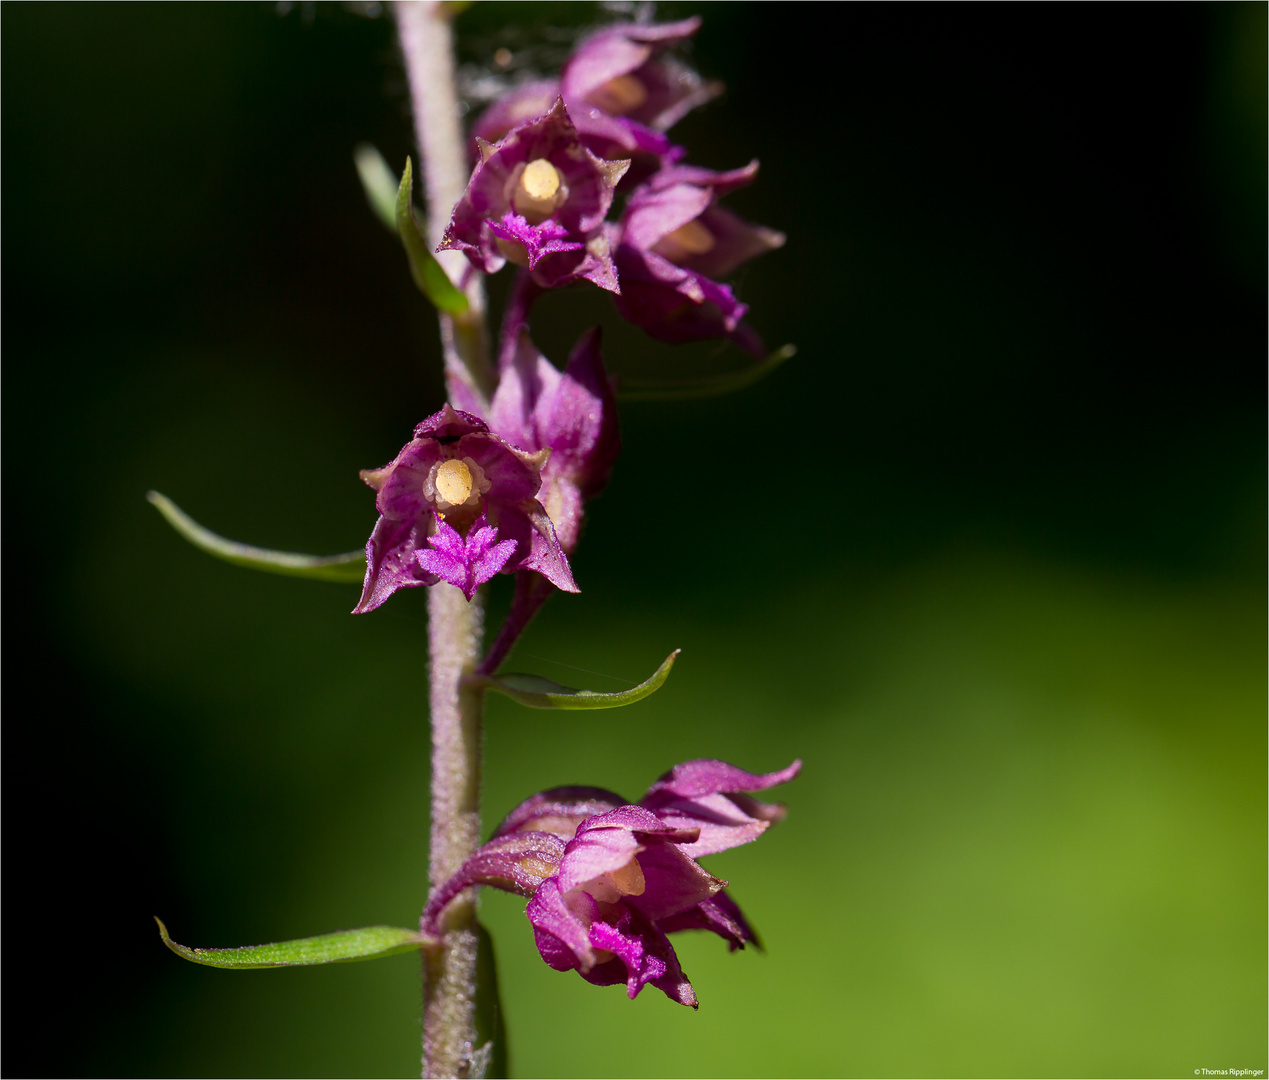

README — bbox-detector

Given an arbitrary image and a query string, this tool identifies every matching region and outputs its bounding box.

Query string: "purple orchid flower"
[421,759,800,1006]
[477,327,620,673]
[560,17,720,178]
[488,327,619,555]
[354,404,576,612]
[439,98,629,292]
[613,160,785,355]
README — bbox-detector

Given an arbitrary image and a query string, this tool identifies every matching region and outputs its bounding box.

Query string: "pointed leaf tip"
[618,344,796,402]
[474,649,680,710]
[354,143,403,232]
[146,491,366,583]
[155,916,426,969]
[396,157,470,315]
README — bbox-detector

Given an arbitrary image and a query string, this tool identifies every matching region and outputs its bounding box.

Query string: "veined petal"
[527,877,597,972]
[494,786,627,839]
[421,831,566,937]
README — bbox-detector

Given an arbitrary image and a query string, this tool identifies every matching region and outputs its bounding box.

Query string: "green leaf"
[474,650,680,710]
[354,143,403,232]
[396,156,470,315]
[147,491,366,583]
[155,917,425,969]
[618,343,796,402]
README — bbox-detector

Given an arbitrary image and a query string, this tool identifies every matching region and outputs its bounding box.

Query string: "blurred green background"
[4,3,1265,1077]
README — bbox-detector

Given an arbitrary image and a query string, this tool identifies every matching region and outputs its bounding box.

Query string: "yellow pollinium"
[513,158,564,224]
[434,458,473,507]
[521,158,560,201]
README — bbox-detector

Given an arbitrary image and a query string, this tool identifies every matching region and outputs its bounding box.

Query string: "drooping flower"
[420,759,800,1006]
[355,405,576,612]
[613,161,785,355]
[488,327,619,555]
[560,17,720,178]
[439,98,629,292]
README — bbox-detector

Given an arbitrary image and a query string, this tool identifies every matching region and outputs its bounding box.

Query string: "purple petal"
[646,159,761,198]
[583,906,697,1006]
[527,876,596,972]
[622,182,713,252]
[491,499,578,593]
[627,842,725,922]
[657,889,757,952]
[415,515,471,592]
[469,78,560,154]
[421,831,566,937]
[488,332,562,451]
[642,759,803,802]
[487,212,584,270]
[465,524,518,593]
[644,795,773,858]
[682,204,786,282]
[612,243,757,349]
[494,786,627,839]
[549,327,621,498]
[555,820,645,895]
[417,514,517,601]
[639,759,801,856]
[353,514,437,614]
[414,403,488,441]
[458,435,544,505]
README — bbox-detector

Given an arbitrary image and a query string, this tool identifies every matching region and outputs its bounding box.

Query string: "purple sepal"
[613,242,755,348]
[421,830,567,937]
[494,786,627,839]
[354,404,576,612]
[469,78,561,156]
[416,511,517,601]
[657,889,757,952]
[439,98,629,291]
[560,17,720,178]
[489,329,620,553]
[612,163,784,353]
[639,758,802,858]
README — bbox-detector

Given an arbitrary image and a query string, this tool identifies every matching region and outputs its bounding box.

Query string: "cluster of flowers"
[356,17,782,614]
[356,17,796,1008]
[422,759,800,1006]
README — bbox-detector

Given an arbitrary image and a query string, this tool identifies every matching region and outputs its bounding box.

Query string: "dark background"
[4,4,1265,1076]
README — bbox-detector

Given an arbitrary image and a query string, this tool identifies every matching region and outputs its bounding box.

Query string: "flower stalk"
[396,1,493,1074]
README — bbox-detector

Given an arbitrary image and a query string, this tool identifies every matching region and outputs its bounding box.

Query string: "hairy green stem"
[395,2,493,1075]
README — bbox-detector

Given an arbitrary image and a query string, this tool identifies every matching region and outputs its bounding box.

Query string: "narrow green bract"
[619,344,796,402]
[154,917,425,969]
[147,491,366,583]
[474,650,679,709]
[354,143,403,232]
[396,157,470,315]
